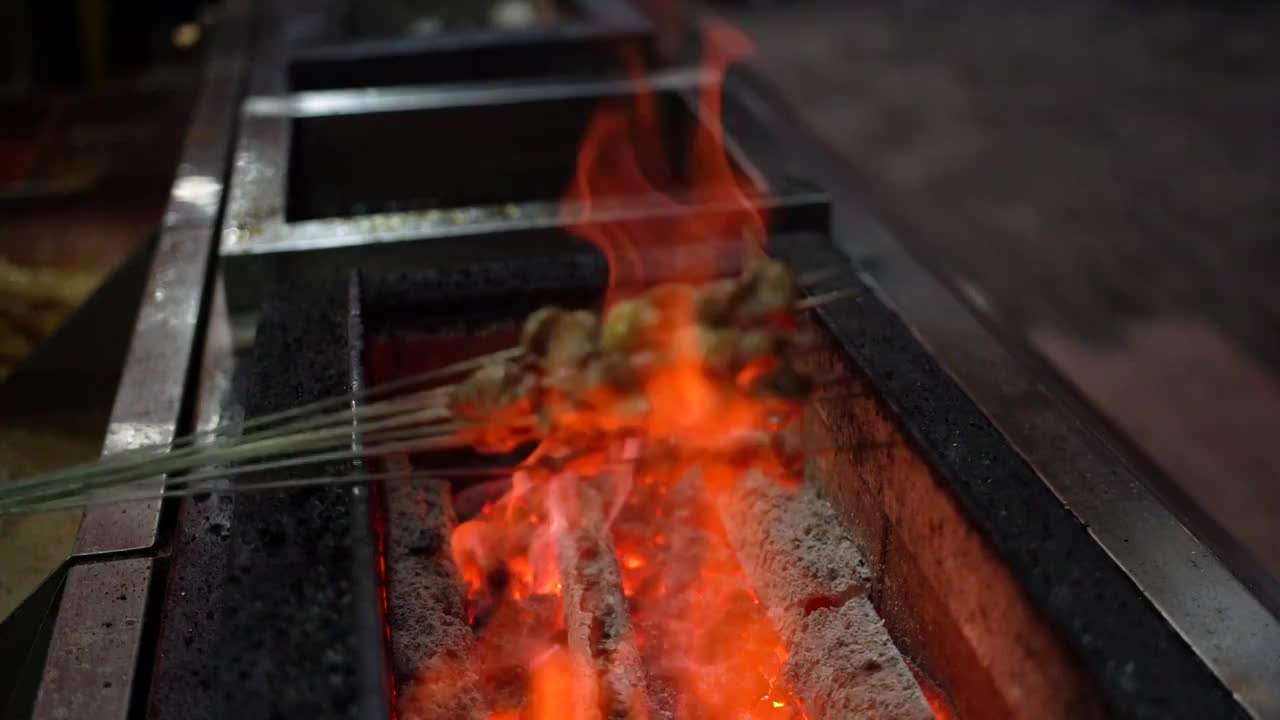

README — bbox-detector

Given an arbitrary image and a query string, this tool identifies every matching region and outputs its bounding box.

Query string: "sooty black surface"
[146,365,248,720]
[775,233,1248,720]
[360,248,607,336]
[207,278,364,719]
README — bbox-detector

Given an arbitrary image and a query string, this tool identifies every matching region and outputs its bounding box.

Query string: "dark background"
[723,0,1280,588]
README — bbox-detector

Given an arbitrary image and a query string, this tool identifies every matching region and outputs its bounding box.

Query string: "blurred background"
[0,0,1277,654]
[722,0,1280,598]
[0,0,206,622]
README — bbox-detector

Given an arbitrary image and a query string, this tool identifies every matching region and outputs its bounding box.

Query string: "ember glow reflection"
[416,23,810,720]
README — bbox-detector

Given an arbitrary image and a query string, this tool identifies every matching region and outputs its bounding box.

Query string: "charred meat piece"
[446,261,814,455]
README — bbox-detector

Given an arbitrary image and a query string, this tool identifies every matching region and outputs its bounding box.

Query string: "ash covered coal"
[553,477,652,720]
[786,601,935,720]
[719,471,934,720]
[383,458,484,720]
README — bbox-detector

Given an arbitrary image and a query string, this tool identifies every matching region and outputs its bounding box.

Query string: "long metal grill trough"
[343,238,1251,720]
[22,2,1273,719]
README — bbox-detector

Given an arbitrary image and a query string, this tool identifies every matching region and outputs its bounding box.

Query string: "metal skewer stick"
[794,287,861,310]
[0,408,459,508]
[0,347,520,494]
[0,429,483,515]
[7,467,511,516]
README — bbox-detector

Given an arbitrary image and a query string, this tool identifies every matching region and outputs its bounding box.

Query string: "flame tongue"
[562,23,765,300]
[617,468,801,720]
[454,460,801,720]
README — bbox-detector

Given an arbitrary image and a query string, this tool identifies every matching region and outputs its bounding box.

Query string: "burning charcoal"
[551,477,653,720]
[718,471,933,720]
[717,471,867,627]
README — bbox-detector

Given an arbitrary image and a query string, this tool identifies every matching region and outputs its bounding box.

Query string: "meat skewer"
[0,261,853,516]
[0,350,517,514]
[448,258,816,460]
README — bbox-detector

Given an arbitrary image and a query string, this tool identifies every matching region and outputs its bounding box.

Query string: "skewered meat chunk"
[521,309,597,366]
[449,362,536,423]
[449,362,539,453]
[601,298,660,354]
[694,277,739,326]
[698,327,739,375]
[696,258,795,327]
[519,307,562,357]
[736,328,776,364]
[698,325,785,379]
[735,258,797,323]
[448,260,814,455]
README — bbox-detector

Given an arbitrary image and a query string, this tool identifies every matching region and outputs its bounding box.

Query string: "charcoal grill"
[14,1,1279,719]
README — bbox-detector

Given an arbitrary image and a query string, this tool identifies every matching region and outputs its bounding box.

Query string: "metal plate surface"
[73,227,216,555]
[74,1,251,555]
[30,558,154,720]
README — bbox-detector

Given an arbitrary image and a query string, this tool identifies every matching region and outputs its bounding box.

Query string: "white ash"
[786,602,935,720]
[719,471,932,720]
[718,471,870,636]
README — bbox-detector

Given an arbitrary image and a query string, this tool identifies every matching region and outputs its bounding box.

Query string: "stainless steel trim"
[73,226,218,555]
[221,67,748,257]
[161,65,244,231]
[30,558,155,720]
[192,278,238,437]
[219,60,782,319]
[72,2,251,554]
[224,193,825,256]
[726,68,1280,719]
[241,68,715,117]
[40,8,250,715]
[220,111,288,251]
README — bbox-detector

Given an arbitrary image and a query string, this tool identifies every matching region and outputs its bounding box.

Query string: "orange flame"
[528,647,593,720]
[562,22,766,300]
[612,464,802,720]
[422,23,820,720]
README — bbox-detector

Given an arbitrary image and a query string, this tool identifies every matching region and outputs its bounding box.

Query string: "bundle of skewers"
[0,258,850,516]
